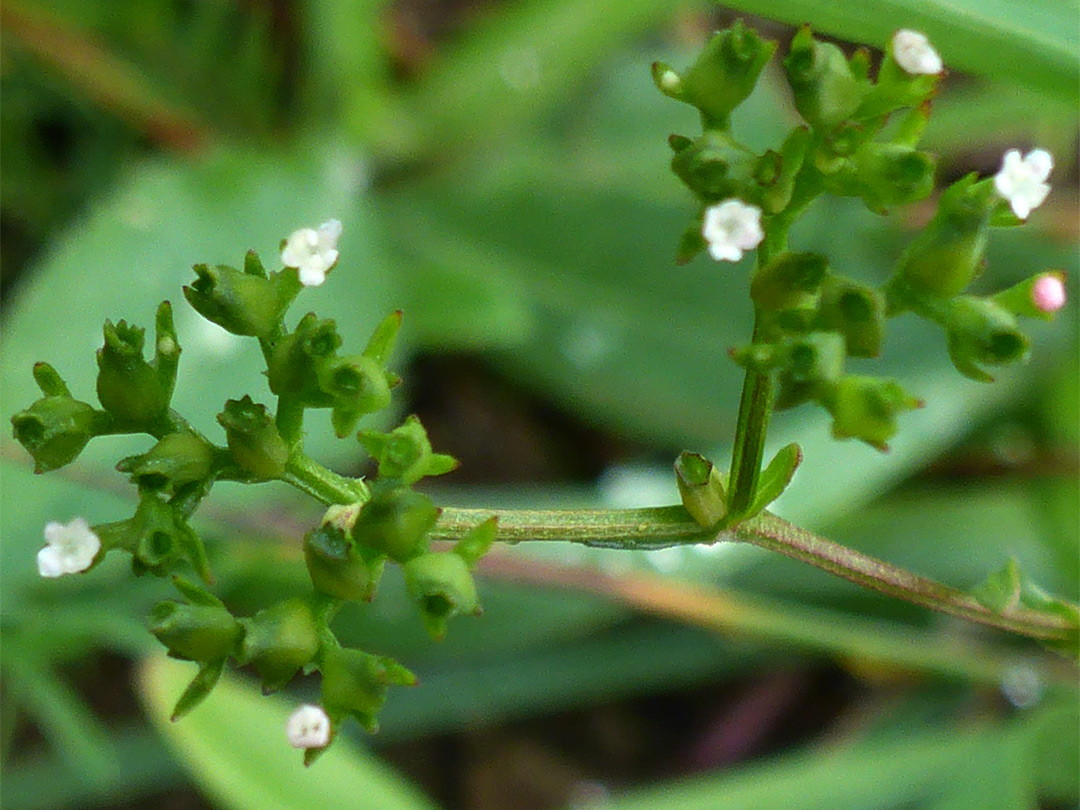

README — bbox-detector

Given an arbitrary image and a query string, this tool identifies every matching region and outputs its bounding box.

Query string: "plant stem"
[279,450,1076,644]
[280,453,367,505]
[726,312,774,515]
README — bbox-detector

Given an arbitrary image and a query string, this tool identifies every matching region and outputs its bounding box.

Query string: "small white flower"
[37,518,101,577]
[701,199,764,263]
[994,149,1053,220]
[1031,273,1066,313]
[281,219,343,287]
[286,704,331,749]
[892,30,943,75]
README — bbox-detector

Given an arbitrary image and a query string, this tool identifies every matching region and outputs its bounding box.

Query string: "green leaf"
[138,655,440,810]
[713,0,1080,103]
[746,442,802,518]
[972,557,1022,613]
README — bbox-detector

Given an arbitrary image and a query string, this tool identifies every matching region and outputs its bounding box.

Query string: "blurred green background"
[1,1,1077,808]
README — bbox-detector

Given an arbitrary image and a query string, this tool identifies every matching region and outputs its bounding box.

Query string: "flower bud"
[670,21,777,129]
[237,597,321,693]
[319,647,416,733]
[783,27,868,130]
[12,365,99,473]
[992,272,1067,321]
[182,262,287,339]
[216,396,289,479]
[316,355,392,437]
[96,318,171,425]
[815,277,885,358]
[358,416,458,486]
[824,375,922,451]
[675,452,727,528]
[750,251,828,312]
[304,521,384,602]
[945,296,1029,382]
[351,487,439,563]
[117,432,214,494]
[403,552,481,640]
[148,600,242,662]
[266,313,342,403]
[892,174,995,301]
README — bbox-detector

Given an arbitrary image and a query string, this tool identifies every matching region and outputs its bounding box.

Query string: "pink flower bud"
[1031,273,1066,313]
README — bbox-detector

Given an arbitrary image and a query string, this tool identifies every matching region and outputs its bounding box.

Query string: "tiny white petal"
[286,704,331,749]
[892,29,943,75]
[37,518,101,577]
[37,546,66,578]
[994,149,1053,220]
[702,199,764,264]
[281,220,343,287]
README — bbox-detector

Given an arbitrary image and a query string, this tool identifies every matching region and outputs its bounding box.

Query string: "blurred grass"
[1,1,1077,809]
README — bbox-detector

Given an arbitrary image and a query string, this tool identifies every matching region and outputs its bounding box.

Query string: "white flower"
[281,219,343,287]
[892,30,943,75]
[994,149,1052,220]
[1031,273,1066,313]
[286,704,331,749]
[701,199,764,263]
[37,518,101,577]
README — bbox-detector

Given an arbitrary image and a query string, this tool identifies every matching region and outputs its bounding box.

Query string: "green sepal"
[358,415,459,486]
[304,521,384,602]
[153,301,181,407]
[971,557,1022,614]
[650,61,684,99]
[815,276,885,358]
[128,495,213,583]
[320,647,416,734]
[670,133,753,201]
[823,375,922,451]
[182,261,290,339]
[169,658,228,722]
[675,452,727,528]
[317,355,392,436]
[665,21,777,129]
[892,174,995,300]
[117,432,215,495]
[787,331,846,386]
[945,296,1029,383]
[403,552,481,641]
[758,127,810,214]
[857,48,941,120]
[744,443,802,519]
[31,361,72,397]
[362,310,403,366]
[11,380,100,473]
[243,249,267,278]
[453,517,498,568]
[216,396,289,479]
[351,486,439,563]
[147,598,243,663]
[266,312,341,403]
[783,26,869,130]
[96,317,172,425]
[992,272,1066,322]
[729,342,787,374]
[750,251,828,312]
[675,221,707,265]
[236,597,321,693]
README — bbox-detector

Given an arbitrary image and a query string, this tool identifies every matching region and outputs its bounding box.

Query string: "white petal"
[1026,149,1053,181]
[317,219,343,252]
[286,704,331,749]
[43,520,65,546]
[37,546,65,577]
[892,30,942,75]
[298,265,328,287]
[281,228,319,268]
[707,242,743,262]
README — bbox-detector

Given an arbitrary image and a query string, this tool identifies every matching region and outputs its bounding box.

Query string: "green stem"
[277,444,1076,645]
[280,453,368,505]
[726,312,775,516]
